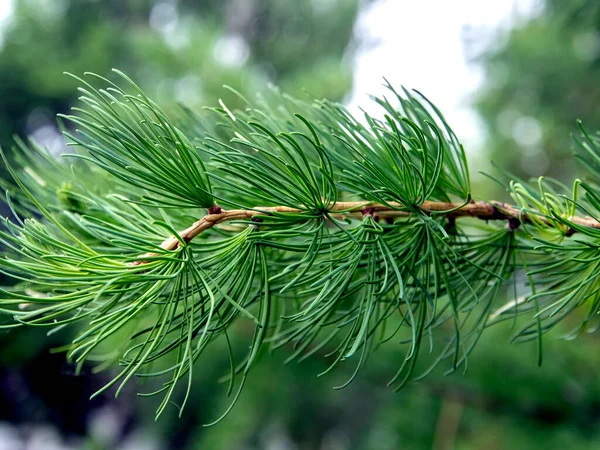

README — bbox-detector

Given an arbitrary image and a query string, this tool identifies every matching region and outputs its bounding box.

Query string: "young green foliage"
[0,70,599,423]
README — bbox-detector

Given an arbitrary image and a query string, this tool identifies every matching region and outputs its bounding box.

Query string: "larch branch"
[131,200,600,265]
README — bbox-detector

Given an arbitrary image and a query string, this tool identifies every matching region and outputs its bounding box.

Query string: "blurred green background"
[2,0,600,449]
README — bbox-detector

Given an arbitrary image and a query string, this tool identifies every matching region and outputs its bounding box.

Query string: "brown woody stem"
[131,200,600,265]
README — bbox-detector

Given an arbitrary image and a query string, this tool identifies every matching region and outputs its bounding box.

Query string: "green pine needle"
[1,69,600,424]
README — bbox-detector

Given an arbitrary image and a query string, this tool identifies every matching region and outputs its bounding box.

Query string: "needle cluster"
[1,71,600,423]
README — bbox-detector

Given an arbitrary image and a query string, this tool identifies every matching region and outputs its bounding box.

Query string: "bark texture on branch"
[130,200,600,265]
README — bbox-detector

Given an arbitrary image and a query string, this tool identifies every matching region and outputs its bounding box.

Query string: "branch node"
[507,217,521,230]
[207,204,222,215]
[487,205,509,221]
[361,207,374,216]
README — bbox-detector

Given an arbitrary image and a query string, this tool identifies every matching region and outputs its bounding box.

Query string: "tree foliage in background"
[473,0,600,181]
[0,0,360,146]
[2,71,600,426]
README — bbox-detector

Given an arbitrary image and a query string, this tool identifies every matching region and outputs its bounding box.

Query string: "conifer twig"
[7,70,600,422]
[132,199,600,264]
